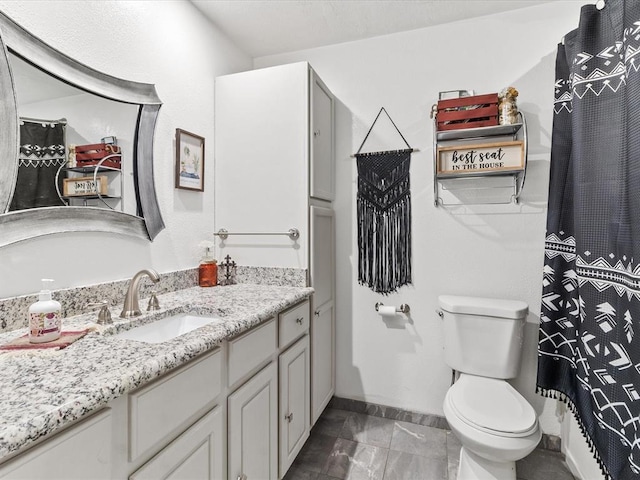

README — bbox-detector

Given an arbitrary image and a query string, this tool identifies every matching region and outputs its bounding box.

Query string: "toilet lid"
[448,375,537,436]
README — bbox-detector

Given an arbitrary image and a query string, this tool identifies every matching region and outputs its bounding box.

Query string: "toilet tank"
[438,295,528,379]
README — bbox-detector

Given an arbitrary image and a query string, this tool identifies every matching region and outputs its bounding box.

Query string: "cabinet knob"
[285,412,294,423]
[314,130,321,137]
[314,310,320,316]
[237,475,247,480]
[296,317,304,325]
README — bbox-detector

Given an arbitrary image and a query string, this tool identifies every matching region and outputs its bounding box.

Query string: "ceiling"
[191,0,556,58]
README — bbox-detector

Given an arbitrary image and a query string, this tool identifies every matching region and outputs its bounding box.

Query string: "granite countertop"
[0,283,313,461]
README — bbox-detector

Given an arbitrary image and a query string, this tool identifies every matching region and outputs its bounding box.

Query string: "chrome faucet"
[120,269,160,318]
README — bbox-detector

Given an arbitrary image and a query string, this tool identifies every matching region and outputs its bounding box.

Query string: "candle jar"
[499,98,518,125]
[498,87,519,125]
[198,244,217,287]
[199,260,217,287]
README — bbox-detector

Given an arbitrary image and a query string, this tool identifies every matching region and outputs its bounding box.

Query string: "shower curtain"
[537,1,640,479]
[8,120,66,211]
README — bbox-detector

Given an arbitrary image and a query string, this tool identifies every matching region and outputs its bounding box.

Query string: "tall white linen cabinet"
[215,62,336,478]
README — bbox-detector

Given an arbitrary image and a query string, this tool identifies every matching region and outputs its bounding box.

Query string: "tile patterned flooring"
[285,408,576,480]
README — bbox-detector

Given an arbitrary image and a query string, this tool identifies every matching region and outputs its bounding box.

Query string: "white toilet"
[438,295,541,480]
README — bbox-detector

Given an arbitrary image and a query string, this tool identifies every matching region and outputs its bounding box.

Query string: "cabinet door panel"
[228,362,278,480]
[310,73,334,201]
[311,301,335,425]
[130,406,224,480]
[310,205,335,308]
[166,442,210,480]
[279,335,310,477]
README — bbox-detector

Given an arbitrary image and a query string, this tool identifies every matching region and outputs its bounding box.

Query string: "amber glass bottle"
[198,248,218,287]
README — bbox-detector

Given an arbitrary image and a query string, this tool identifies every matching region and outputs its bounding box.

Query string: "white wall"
[214,62,310,269]
[255,2,601,478]
[0,0,251,298]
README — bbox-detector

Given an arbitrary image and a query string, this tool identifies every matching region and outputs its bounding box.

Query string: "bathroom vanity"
[0,284,313,480]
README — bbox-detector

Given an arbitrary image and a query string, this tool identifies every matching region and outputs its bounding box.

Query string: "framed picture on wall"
[175,128,205,191]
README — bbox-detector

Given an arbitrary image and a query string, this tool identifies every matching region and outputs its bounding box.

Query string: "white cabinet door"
[310,205,335,308]
[279,335,310,477]
[228,362,278,480]
[0,409,112,480]
[310,71,334,201]
[130,406,224,480]
[311,300,335,425]
[310,205,335,425]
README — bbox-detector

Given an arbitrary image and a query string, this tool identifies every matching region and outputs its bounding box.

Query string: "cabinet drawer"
[278,300,309,349]
[129,349,222,462]
[228,318,277,388]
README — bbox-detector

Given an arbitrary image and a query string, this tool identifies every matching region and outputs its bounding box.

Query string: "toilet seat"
[447,374,538,438]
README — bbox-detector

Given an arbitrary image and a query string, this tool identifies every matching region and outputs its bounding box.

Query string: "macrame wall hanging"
[354,107,415,294]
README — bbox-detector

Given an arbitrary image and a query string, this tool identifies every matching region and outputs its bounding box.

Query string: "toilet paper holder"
[375,302,410,314]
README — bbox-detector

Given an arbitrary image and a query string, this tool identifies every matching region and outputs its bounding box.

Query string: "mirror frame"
[0,12,164,247]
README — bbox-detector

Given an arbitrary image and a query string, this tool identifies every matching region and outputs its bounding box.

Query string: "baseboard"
[328,396,449,431]
[328,396,562,453]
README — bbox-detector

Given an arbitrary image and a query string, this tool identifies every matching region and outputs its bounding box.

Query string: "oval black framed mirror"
[0,12,164,247]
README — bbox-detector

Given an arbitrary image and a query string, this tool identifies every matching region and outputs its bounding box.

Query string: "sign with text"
[63,175,108,197]
[437,140,524,175]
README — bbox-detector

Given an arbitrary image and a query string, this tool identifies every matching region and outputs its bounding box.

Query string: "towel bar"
[214,228,300,241]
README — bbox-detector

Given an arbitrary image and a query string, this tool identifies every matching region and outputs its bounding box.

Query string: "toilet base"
[457,447,516,480]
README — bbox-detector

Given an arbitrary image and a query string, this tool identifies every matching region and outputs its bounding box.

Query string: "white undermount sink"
[115,314,221,343]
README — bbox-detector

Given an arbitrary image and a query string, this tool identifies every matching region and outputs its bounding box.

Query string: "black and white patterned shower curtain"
[9,120,66,211]
[537,1,640,479]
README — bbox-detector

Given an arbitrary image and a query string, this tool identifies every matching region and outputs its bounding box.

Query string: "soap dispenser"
[28,279,62,343]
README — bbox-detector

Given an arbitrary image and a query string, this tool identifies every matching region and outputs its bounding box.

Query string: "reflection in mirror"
[10,118,66,211]
[8,53,139,214]
[0,11,164,247]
